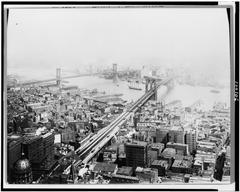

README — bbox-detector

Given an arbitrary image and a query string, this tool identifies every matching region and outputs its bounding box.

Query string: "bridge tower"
[112,63,118,83]
[144,76,161,101]
[56,68,61,87]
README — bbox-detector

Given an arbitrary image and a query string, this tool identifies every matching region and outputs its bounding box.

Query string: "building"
[109,174,139,184]
[22,135,44,165]
[135,167,158,183]
[149,142,165,163]
[193,159,203,174]
[159,148,176,165]
[156,128,168,144]
[166,142,189,156]
[197,141,216,153]
[7,135,23,183]
[41,132,55,169]
[61,127,76,144]
[149,150,158,163]
[93,162,118,175]
[13,155,33,184]
[125,141,149,169]
[213,153,226,181]
[185,130,197,154]
[150,143,165,154]
[22,132,55,179]
[171,159,193,174]
[103,144,118,163]
[116,166,133,176]
[168,126,184,144]
[150,160,169,176]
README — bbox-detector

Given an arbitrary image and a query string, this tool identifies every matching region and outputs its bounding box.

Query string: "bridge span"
[63,76,173,175]
[10,64,126,88]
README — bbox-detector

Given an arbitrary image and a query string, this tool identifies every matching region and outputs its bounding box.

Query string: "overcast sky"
[7,7,230,81]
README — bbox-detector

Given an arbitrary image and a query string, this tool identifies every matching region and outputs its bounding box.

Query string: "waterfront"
[8,67,231,109]
[66,76,230,110]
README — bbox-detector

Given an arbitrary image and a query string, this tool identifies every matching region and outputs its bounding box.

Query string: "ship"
[128,80,142,91]
[210,89,220,94]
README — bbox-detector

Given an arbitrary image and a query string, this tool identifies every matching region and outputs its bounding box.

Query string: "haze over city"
[7,8,230,83]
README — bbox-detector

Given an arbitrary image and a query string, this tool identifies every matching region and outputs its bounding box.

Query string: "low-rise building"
[166,142,189,156]
[150,160,169,176]
[135,167,158,183]
[171,159,193,174]
[109,174,139,184]
[158,148,176,165]
[116,166,133,176]
[93,162,118,175]
[103,144,118,163]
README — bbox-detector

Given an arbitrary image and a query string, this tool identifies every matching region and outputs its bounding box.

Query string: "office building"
[125,141,149,169]
[168,126,184,144]
[7,135,23,183]
[185,130,197,154]
[156,128,169,144]
[22,135,44,165]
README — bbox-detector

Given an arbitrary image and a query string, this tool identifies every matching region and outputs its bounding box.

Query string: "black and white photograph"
[1,1,238,191]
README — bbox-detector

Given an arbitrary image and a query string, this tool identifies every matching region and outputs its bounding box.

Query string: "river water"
[66,76,230,110]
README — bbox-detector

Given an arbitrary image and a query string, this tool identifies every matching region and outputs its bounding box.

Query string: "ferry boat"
[128,80,142,91]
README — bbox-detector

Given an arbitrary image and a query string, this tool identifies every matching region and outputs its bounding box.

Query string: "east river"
[66,76,230,110]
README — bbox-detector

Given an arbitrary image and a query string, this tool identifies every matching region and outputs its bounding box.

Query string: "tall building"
[168,126,184,144]
[41,132,55,169]
[125,141,149,169]
[213,152,226,181]
[22,132,55,179]
[156,128,169,144]
[7,135,23,183]
[22,135,44,165]
[185,130,197,154]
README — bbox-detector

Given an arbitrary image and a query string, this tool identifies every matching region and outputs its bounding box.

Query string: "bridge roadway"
[14,70,128,87]
[63,76,173,174]
[14,73,100,87]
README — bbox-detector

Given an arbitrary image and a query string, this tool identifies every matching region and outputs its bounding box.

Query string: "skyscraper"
[185,130,197,154]
[125,141,149,169]
[168,126,184,144]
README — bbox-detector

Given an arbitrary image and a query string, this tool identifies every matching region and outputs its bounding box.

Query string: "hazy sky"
[7,7,230,80]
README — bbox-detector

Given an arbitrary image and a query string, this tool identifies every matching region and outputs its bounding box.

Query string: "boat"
[128,81,142,90]
[210,89,220,94]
